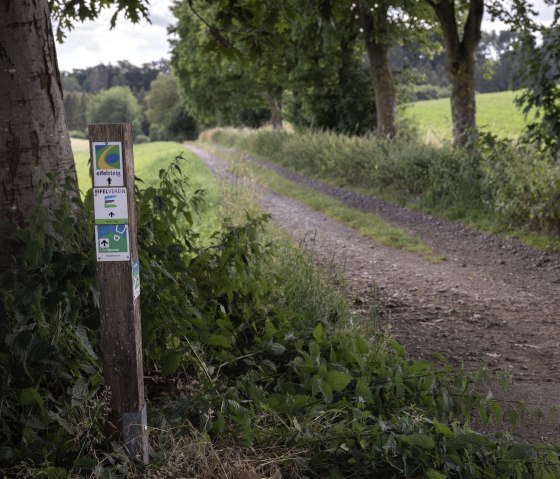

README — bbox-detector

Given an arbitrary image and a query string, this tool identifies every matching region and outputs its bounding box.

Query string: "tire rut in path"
[187,144,560,442]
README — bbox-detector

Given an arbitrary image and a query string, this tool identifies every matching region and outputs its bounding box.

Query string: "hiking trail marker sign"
[92,141,124,187]
[89,123,148,464]
[93,187,130,261]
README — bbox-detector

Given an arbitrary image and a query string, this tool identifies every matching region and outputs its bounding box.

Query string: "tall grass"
[210,128,560,247]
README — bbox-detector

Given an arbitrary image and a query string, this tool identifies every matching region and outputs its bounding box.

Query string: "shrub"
[3,154,560,477]
[135,134,151,144]
[69,129,88,139]
[208,127,560,235]
[481,136,560,233]
[87,86,143,137]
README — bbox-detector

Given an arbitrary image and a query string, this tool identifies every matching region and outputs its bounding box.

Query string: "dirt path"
[187,144,560,442]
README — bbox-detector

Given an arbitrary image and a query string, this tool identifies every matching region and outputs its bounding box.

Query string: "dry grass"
[145,430,298,478]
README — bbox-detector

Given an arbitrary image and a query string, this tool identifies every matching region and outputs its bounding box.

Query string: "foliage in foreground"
[1,158,560,477]
[208,128,560,240]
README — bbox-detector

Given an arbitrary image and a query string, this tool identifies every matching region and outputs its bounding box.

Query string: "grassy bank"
[72,139,194,192]
[208,128,560,250]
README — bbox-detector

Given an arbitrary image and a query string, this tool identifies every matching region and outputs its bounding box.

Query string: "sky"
[55,0,555,72]
[55,1,176,72]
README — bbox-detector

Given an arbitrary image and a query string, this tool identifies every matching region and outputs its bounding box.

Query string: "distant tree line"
[62,60,197,142]
[61,28,525,144]
[394,30,524,102]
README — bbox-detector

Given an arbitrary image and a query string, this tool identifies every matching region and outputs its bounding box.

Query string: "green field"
[72,139,192,193]
[71,139,224,237]
[402,90,528,140]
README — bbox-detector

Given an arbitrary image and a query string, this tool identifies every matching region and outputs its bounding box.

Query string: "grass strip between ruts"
[203,144,443,262]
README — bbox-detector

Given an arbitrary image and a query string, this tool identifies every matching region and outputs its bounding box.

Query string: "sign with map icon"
[92,142,124,187]
[95,223,130,261]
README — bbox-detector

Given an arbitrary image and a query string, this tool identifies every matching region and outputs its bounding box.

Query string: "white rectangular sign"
[92,141,124,187]
[93,188,129,224]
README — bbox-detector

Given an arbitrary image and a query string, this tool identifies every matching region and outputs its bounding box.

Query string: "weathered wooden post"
[89,123,148,463]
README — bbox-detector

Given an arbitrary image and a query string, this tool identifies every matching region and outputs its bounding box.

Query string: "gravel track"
[187,143,560,442]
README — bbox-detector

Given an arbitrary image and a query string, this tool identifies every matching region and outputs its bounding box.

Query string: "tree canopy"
[87,86,144,137]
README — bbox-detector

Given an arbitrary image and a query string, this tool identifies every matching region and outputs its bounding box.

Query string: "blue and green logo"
[95,144,121,170]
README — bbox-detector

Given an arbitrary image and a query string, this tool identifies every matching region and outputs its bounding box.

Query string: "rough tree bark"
[0,0,77,226]
[358,3,397,138]
[426,0,484,147]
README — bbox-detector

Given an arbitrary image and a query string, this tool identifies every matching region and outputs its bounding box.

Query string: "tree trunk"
[448,49,477,148]
[427,0,484,147]
[0,0,76,227]
[267,95,283,130]
[358,5,397,138]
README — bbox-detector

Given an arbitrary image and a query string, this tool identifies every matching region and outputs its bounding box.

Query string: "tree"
[0,0,148,227]
[175,0,436,137]
[474,31,524,93]
[424,0,484,147]
[87,86,144,138]
[146,73,197,140]
[516,21,560,153]
[171,2,285,129]
[356,1,399,137]
[0,1,76,227]
[285,8,377,134]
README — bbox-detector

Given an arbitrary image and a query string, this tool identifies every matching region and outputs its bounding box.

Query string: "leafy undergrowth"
[2,157,560,478]
[206,128,560,251]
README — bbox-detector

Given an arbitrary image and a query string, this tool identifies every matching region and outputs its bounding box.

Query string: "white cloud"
[56,0,175,71]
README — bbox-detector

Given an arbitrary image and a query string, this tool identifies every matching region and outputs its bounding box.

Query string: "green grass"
[402,90,528,141]
[73,140,190,193]
[72,139,225,238]
[204,144,442,261]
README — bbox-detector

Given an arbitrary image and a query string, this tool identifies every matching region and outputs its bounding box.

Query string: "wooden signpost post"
[89,123,148,463]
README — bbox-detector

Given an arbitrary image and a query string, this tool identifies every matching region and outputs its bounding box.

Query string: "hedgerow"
[208,128,560,238]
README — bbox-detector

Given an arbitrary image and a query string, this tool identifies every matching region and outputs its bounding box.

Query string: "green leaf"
[71,376,89,406]
[505,444,538,461]
[447,431,488,451]
[268,342,286,355]
[313,377,333,403]
[325,370,352,393]
[19,388,47,417]
[74,325,98,360]
[312,323,325,344]
[209,334,232,348]
[433,420,452,438]
[161,349,182,377]
[390,339,405,356]
[212,412,226,435]
[399,433,436,450]
[355,377,373,403]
